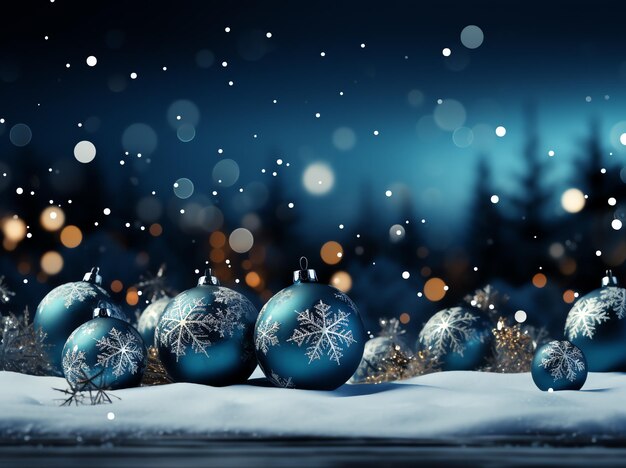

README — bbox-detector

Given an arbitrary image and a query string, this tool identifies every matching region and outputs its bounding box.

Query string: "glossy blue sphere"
[255,279,366,390]
[531,340,587,391]
[62,314,147,389]
[137,297,171,347]
[34,271,125,374]
[565,278,626,371]
[417,306,492,371]
[155,279,258,386]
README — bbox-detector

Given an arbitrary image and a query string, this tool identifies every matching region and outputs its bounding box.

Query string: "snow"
[1,370,626,442]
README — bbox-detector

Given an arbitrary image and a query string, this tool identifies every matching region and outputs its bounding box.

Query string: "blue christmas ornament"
[531,340,587,391]
[254,257,366,390]
[564,270,626,372]
[34,267,126,374]
[417,306,492,371]
[154,269,258,386]
[62,308,147,389]
[137,296,171,346]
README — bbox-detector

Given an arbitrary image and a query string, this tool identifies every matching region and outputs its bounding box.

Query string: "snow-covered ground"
[1,369,625,443]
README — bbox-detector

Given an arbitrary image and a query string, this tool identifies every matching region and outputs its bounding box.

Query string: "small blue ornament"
[62,308,147,389]
[531,340,587,391]
[34,267,126,374]
[155,270,258,386]
[417,306,492,371]
[254,257,366,390]
[564,270,626,371]
[137,296,171,346]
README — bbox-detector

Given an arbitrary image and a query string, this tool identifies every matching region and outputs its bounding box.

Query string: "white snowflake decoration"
[287,300,356,365]
[600,287,626,319]
[270,371,295,389]
[62,347,89,384]
[157,294,215,360]
[255,319,280,354]
[40,282,103,309]
[565,296,610,339]
[212,287,253,336]
[539,340,585,382]
[418,307,480,357]
[95,327,144,377]
[334,291,357,310]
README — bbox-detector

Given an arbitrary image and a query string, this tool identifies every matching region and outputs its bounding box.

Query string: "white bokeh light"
[229,228,254,253]
[495,126,507,137]
[303,163,335,195]
[74,140,96,163]
[612,219,623,230]
[86,56,97,67]
[460,25,484,49]
[561,188,586,213]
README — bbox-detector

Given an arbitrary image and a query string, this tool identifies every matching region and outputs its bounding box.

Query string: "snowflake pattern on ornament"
[95,327,144,377]
[40,282,103,309]
[270,371,295,389]
[157,294,214,360]
[599,287,626,319]
[212,287,253,337]
[255,319,280,354]
[539,340,586,382]
[287,300,356,365]
[418,307,480,357]
[334,291,357,310]
[565,296,610,339]
[62,347,89,384]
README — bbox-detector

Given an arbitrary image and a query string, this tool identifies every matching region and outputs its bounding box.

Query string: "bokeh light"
[229,228,254,253]
[389,224,405,242]
[9,123,32,147]
[173,178,195,199]
[111,280,124,293]
[424,277,447,301]
[399,313,411,324]
[563,290,576,304]
[320,240,343,265]
[210,231,226,248]
[122,122,158,155]
[2,217,26,242]
[332,127,357,151]
[126,288,139,306]
[303,162,335,195]
[561,188,585,213]
[40,251,64,275]
[40,206,65,231]
[212,159,240,186]
[167,99,200,128]
[245,271,262,288]
[330,270,352,292]
[433,99,466,131]
[460,25,484,49]
[532,273,547,288]
[452,127,474,147]
[60,225,82,248]
[74,140,96,163]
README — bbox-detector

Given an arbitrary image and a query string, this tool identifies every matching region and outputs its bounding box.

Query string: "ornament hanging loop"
[198,268,220,286]
[83,267,103,285]
[602,270,618,287]
[293,256,318,283]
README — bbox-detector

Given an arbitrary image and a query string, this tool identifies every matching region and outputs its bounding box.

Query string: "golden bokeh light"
[149,223,163,236]
[210,231,226,248]
[320,241,343,265]
[126,288,139,306]
[330,270,353,292]
[40,206,65,231]
[424,277,446,301]
[245,271,261,288]
[563,289,576,304]
[532,273,547,288]
[210,249,226,263]
[561,188,585,213]
[40,251,64,275]
[60,225,83,248]
[399,312,411,324]
[111,280,124,293]
[2,217,26,242]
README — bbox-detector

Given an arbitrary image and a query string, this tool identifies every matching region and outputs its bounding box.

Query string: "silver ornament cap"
[93,306,114,319]
[198,268,220,286]
[293,256,318,283]
[602,269,618,287]
[83,267,103,285]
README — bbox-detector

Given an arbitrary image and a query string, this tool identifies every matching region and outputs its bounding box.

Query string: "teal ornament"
[254,257,366,390]
[62,308,147,389]
[34,267,126,374]
[155,269,258,386]
[565,270,626,371]
[137,296,171,346]
[531,340,587,391]
[417,306,492,371]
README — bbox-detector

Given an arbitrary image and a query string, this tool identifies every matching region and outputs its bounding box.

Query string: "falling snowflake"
[565,296,610,339]
[255,319,280,354]
[95,327,144,377]
[418,307,480,357]
[287,300,356,365]
[539,340,585,382]
[40,282,103,309]
[599,287,626,319]
[62,347,89,384]
[270,371,295,389]
[334,291,357,310]
[157,294,215,360]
